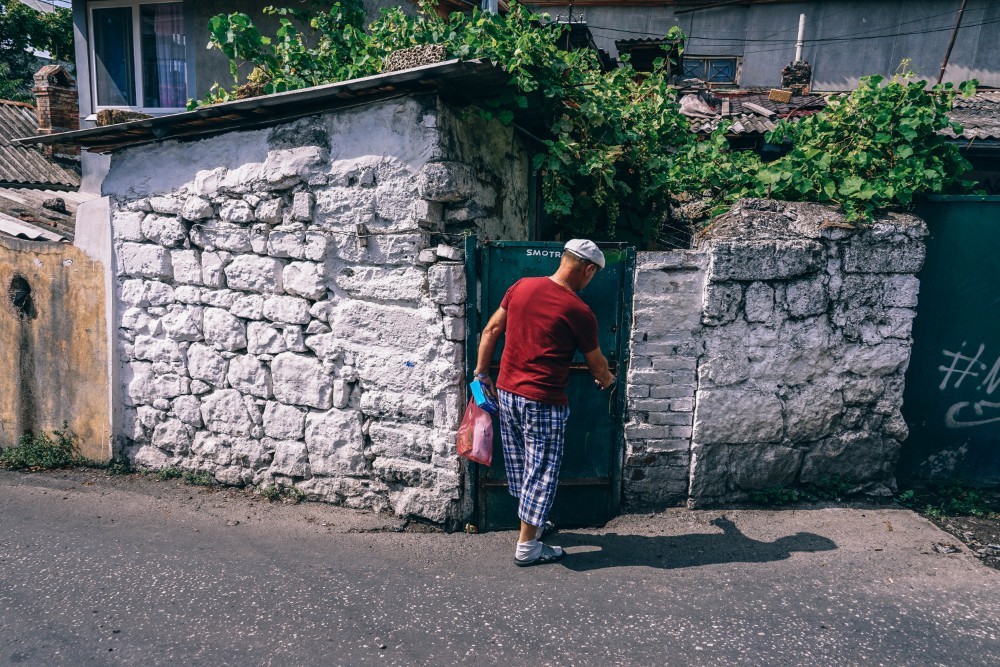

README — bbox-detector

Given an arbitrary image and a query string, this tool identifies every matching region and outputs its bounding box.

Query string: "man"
[475,239,616,567]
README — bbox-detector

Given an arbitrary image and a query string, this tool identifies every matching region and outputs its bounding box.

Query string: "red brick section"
[32,65,79,156]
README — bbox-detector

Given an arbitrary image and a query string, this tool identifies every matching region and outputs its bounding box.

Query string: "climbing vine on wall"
[192,1,977,245]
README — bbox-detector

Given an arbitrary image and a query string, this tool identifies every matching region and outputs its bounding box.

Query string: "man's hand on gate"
[595,372,615,391]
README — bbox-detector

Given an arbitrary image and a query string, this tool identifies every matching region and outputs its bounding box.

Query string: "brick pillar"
[780,61,813,95]
[33,65,79,155]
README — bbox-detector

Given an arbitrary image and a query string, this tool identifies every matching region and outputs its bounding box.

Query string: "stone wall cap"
[696,198,926,247]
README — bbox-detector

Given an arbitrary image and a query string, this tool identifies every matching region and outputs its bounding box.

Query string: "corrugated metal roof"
[17,59,511,154]
[945,90,1000,141]
[0,100,80,188]
[0,186,94,242]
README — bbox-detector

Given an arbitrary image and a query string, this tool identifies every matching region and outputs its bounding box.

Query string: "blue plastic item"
[469,378,499,415]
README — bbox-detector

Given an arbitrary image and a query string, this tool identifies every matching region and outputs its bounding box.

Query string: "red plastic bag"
[456,399,493,466]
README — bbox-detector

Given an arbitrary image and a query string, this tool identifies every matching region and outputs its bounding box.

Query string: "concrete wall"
[99,95,529,525]
[0,236,110,461]
[527,0,1000,90]
[624,199,926,507]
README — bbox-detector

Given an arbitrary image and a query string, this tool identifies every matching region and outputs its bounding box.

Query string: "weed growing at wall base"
[0,423,82,471]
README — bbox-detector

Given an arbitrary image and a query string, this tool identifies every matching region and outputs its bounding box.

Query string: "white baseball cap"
[564,239,605,270]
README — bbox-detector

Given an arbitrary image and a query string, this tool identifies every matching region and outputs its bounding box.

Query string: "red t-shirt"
[496,277,600,406]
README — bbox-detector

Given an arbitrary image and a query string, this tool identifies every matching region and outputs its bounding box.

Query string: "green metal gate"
[900,196,1000,486]
[465,239,634,530]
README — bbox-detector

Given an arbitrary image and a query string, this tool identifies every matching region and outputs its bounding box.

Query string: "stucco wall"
[625,199,926,507]
[100,95,529,525]
[0,237,110,461]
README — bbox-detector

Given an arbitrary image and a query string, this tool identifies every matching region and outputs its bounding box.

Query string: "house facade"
[527,0,1000,91]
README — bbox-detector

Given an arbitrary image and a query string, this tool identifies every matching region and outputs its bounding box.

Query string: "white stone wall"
[105,96,529,524]
[625,199,927,507]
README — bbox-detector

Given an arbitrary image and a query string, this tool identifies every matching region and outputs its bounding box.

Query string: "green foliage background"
[193,0,977,245]
[0,0,73,101]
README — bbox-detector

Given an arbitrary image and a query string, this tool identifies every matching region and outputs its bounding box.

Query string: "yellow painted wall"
[0,237,110,461]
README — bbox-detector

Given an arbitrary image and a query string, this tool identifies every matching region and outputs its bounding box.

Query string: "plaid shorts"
[498,389,570,528]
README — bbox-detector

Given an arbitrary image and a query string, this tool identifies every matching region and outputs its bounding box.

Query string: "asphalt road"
[1,469,998,666]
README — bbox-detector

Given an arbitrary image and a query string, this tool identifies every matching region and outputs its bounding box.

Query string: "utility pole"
[937,0,969,84]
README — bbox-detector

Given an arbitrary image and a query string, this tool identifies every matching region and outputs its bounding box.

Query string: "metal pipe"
[482,0,498,13]
[937,0,969,85]
[795,13,806,62]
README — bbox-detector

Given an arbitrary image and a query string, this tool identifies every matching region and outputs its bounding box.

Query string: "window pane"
[140,3,187,108]
[93,6,135,106]
[681,58,704,80]
[707,59,737,84]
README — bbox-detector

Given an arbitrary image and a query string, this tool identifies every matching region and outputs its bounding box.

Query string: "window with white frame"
[89,0,187,111]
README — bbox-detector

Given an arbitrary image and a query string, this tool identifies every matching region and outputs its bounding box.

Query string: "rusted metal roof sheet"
[0,100,80,188]
[16,59,512,154]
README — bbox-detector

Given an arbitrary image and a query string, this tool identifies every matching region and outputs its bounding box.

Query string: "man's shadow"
[553,517,837,572]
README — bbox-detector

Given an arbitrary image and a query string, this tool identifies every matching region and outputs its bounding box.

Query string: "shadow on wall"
[555,517,837,572]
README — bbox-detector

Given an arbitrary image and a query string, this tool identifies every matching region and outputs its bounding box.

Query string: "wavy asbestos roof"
[0,100,79,188]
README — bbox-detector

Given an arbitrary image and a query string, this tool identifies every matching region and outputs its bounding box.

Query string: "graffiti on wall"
[938,342,1000,428]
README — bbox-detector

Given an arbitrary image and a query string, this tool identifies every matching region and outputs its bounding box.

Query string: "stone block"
[708,239,823,281]
[171,395,203,427]
[227,355,272,399]
[201,389,253,436]
[703,282,743,325]
[428,262,465,305]
[181,197,214,221]
[689,443,802,499]
[270,440,311,478]
[203,308,247,352]
[443,316,465,341]
[272,352,334,409]
[140,214,187,248]
[843,237,925,274]
[201,251,230,288]
[118,242,172,279]
[261,146,324,190]
[149,195,183,215]
[263,401,306,440]
[693,389,783,444]
[784,386,843,442]
[113,210,145,242]
[799,432,899,487]
[187,343,229,387]
[151,419,194,455]
[436,244,463,261]
[231,294,264,320]
[173,286,203,305]
[329,301,437,350]
[193,167,226,197]
[332,379,350,409]
[267,230,304,258]
[784,276,828,318]
[191,224,252,253]
[368,422,434,461]
[225,255,285,293]
[220,200,255,224]
[161,304,203,342]
[201,289,238,308]
[292,192,315,221]
[845,343,911,377]
[282,262,327,300]
[335,266,424,303]
[882,274,920,308]
[700,354,750,386]
[416,162,478,202]
[413,200,443,229]
[744,282,774,323]
[247,321,288,355]
[304,408,365,475]
[256,198,283,224]
[171,249,202,285]
[263,295,311,324]
[125,362,189,405]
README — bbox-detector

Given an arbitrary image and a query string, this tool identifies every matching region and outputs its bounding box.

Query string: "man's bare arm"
[475,307,508,381]
[584,348,615,390]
